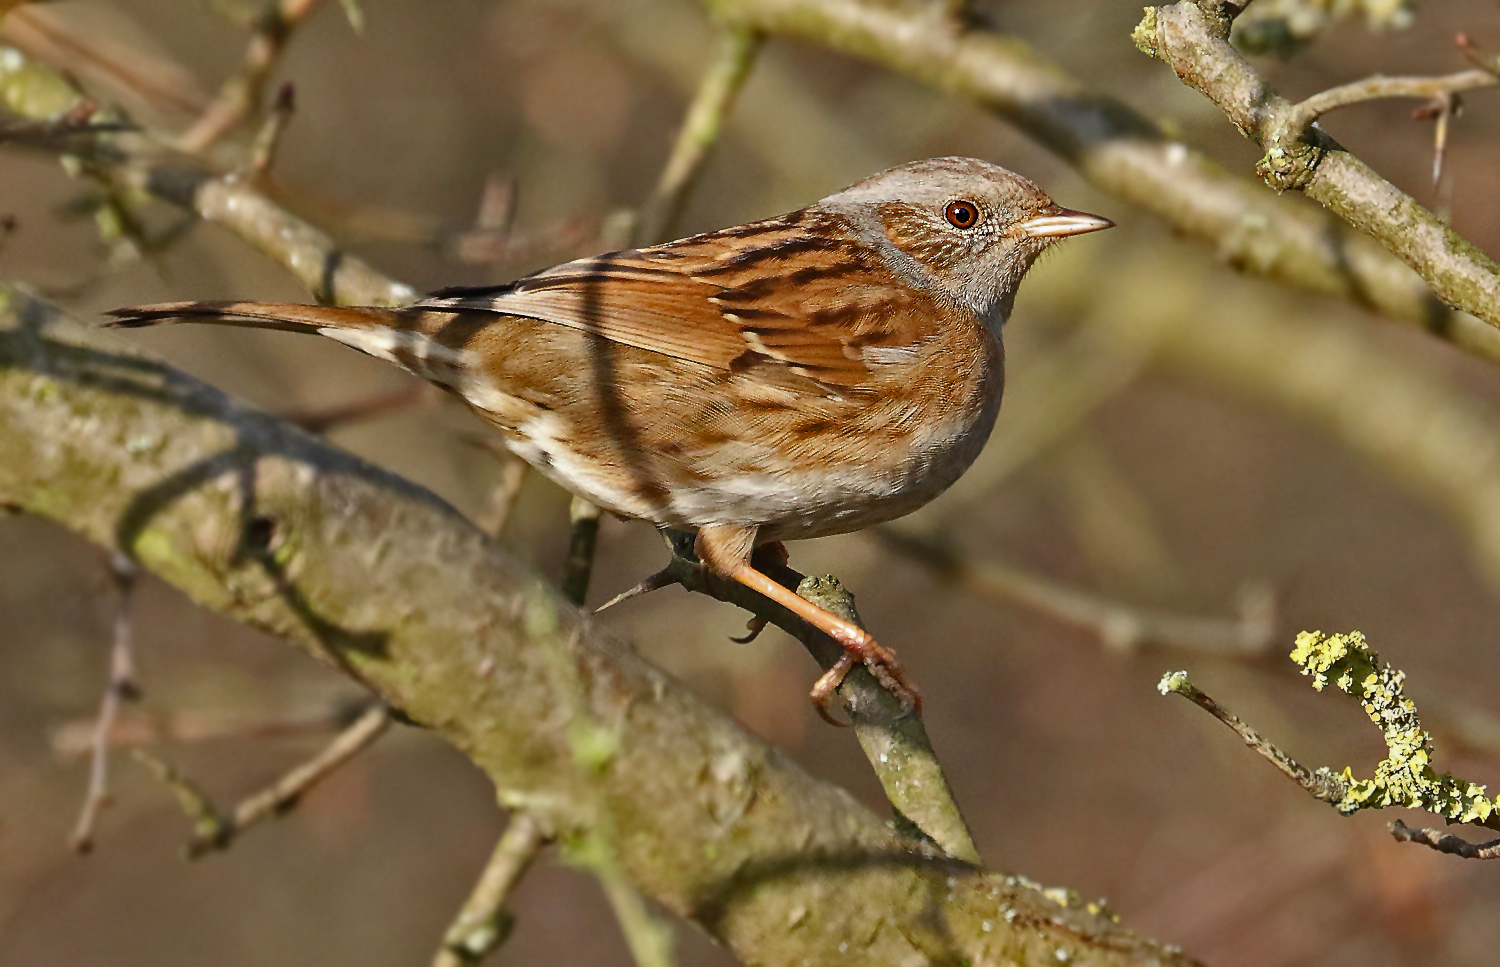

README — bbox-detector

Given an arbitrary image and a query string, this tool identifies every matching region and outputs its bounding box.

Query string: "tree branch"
[0,286,1197,966]
[178,703,392,857]
[634,22,762,244]
[69,551,141,853]
[1137,3,1500,331]
[603,531,983,864]
[876,528,1276,657]
[178,0,328,154]
[433,814,547,966]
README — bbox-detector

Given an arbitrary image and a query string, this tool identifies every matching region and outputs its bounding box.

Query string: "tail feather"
[107,300,484,394]
[107,301,402,333]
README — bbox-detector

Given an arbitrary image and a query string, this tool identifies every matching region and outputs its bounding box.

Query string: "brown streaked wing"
[416,213,943,388]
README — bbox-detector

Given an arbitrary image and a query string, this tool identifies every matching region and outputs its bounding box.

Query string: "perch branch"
[605,531,982,865]
[0,290,1197,964]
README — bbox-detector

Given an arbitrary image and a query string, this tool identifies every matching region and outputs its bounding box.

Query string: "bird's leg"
[727,543,788,643]
[695,525,922,721]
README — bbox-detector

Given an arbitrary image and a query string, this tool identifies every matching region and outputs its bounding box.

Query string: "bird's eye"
[944,200,980,229]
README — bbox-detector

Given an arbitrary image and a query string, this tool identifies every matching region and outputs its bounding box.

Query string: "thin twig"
[1281,68,1497,140]
[635,24,763,244]
[1162,632,1500,862]
[70,552,140,854]
[447,175,597,265]
[146,703,393,858]
[1390,820,1500,860]
[1411,92,1460,189]
[0,100,133,150]
[876,528,1275,656]
[1156,671,1348,804]
[433,813,548,967]
[477,455,530,541]
[131,748,226,845]
[248,81,296,175]
[447,217,598,267]
[51,700,368,756]
[178,0,326,154]
[595,862,677,967]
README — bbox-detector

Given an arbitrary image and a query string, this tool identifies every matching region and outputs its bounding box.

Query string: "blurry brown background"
[3,1,1500,965]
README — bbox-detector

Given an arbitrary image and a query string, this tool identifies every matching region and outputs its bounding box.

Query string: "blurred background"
[2,1,1500,964]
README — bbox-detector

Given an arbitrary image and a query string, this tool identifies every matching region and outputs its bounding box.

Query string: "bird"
[110,156,1112,721]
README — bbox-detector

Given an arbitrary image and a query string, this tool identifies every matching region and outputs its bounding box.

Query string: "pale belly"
[492,331,1005,543]
[513,376,1005,543]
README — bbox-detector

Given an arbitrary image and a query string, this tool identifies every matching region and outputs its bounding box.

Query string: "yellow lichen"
[1290,631,1498,822]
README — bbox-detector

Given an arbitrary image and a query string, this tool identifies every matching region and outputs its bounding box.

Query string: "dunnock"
[112,157,1111,719]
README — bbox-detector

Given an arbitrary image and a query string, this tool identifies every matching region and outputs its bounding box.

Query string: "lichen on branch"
[1161,629,1500,858]
[1289,630,1498,824]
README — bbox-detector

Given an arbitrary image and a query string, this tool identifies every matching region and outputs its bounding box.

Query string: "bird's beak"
[1017,207,1114,239]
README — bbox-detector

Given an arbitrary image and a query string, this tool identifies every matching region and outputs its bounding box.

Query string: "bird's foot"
[809,627,922,726]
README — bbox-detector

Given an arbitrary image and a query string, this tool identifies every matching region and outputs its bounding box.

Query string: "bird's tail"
[107,300,403,334]
[108,300,482,393]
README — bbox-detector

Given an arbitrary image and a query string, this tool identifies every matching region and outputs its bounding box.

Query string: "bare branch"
[635,23,763,244]
[69,552,141,853]
[877,529,1276,657]
[142,703,394,858]
[1390,820,1500,860]
[178,0,327,154]
[1138,3,1500,332]
[1280,68,1496,139]
[433,814,548,967]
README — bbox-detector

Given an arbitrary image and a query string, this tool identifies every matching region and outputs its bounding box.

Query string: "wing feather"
[417,212,947,388]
